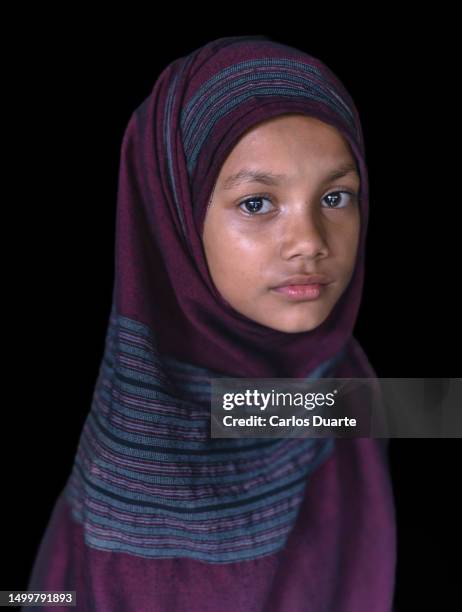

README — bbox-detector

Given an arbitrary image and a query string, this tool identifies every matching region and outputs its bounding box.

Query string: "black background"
[3,19,458,611]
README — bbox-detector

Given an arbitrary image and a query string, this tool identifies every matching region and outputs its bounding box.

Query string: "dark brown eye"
[238,195,273,215]
[322,191,357,208]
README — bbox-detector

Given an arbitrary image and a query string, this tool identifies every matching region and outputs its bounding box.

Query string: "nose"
[279,207,329,260]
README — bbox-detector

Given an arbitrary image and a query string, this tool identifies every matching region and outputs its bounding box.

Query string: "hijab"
[64,34,378,565]
[115,34,369,379]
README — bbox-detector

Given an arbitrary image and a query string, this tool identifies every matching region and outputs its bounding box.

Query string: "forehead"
[219,114,355,173]
[217,120,359,191]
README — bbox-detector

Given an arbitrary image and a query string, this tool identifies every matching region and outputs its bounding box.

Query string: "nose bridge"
[283,199,327,250]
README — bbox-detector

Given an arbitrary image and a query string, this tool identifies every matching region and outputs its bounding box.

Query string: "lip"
[271,283,327,301]
[272,274,332,288]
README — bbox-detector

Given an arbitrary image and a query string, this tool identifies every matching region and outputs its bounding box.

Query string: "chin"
[262,317,326,334]
[272,308,332,333]
[285,323,323,333]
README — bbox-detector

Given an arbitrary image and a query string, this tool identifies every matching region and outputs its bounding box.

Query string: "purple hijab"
[25,35,397,611]
[116,34,368,378]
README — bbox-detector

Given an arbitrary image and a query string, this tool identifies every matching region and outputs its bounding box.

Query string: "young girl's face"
[202,114,361,333]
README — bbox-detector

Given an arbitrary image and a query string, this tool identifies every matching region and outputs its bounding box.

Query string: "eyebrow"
[221,162,360,190]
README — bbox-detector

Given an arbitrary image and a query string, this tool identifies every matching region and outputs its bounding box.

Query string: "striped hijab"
[64,35,372,563]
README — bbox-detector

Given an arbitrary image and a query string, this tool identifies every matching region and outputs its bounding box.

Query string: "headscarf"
[115,34,368,379]
[64,34,378,565]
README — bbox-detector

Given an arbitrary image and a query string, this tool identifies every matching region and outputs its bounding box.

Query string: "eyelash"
[237,190,359,216]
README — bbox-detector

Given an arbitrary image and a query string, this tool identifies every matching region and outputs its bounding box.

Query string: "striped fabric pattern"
[180,58,359,178]
[64,305,346,564]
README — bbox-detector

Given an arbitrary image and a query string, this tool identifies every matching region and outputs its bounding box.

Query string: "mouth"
[272,274,332,288]
[270,283,329,301]
[270,273,333,301]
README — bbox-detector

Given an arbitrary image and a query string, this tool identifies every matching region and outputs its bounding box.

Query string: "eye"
[237,190,359,216]
[238,194,274,215]
[322,190,358,209]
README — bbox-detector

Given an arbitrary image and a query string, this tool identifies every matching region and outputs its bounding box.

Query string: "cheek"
[205,228,269,291]
[331,216,360,259]
[223,236,265,280]
[210,221,267,260]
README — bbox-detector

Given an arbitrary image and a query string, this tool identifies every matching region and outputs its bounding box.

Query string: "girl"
[24,35,396,611]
